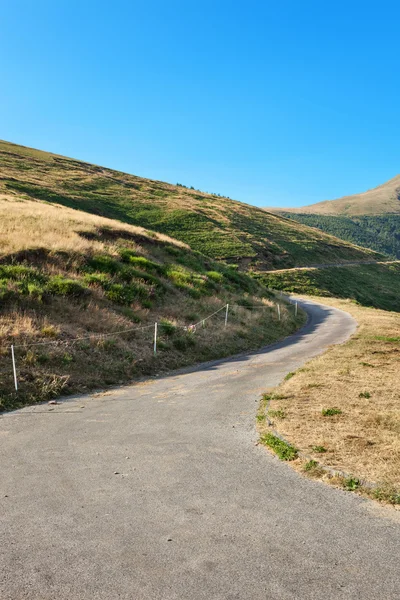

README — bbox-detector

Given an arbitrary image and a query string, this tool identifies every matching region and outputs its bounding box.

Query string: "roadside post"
[11,345,18,391]
[154,322,158,355]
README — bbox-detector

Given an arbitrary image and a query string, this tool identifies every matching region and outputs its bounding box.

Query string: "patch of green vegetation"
[372,335,400,343]
[258,263,400,312]
[284,371,295,381]
[312,445,327,453]
[303,459,319,472]
[321,407,342,416]
[359,391,371,399]
[268,409,287,419]
[343,477,361,491]
[260,433,298,460]
[172,333,196,351]
[279,212,400,259]
[160,319,176,336]
[373,486,400,505]
[46,276,88,297]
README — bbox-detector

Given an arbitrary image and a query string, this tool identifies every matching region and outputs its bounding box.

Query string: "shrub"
[160,320,176,336]
[206,271,224,283]
[173,334,196,351]
[344,477,360,491]
[321,407,342,416]
[83,273,111,287]
[105,282,148,305]
[46,276,87,297]
[86,255,121,274]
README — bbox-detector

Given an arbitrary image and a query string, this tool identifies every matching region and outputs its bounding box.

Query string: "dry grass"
[259,297,400,495]
[0,196,187,256]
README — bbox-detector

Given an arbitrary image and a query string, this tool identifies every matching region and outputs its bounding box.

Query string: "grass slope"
[277,212,400,260]
[258,263,400,312]
[0,139,383,270]
[0,197,305,411]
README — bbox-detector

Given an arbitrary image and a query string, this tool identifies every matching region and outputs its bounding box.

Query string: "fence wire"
[1,299,298,392]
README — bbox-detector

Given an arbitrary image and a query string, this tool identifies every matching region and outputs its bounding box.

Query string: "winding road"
[1,298,399,599]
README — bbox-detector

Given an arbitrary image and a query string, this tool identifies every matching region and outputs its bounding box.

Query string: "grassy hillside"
[278,174,400,216]
[277,213,400,259]
[0,197,305,411]
[258,263,400,312]
[0,140,383,270]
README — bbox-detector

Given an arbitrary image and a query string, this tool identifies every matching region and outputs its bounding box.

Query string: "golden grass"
[0,197,187,257]
[259,298,400,494]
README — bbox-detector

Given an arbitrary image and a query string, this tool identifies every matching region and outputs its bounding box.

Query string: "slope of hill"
[280,174,400,216]
[266,174,400,259]
[277,213,400,259]
[0,196,305,411]
[0,140,383,271]
[258,262,400,312]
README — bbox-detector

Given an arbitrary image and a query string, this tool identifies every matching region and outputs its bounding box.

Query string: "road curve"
[1,298,399,600]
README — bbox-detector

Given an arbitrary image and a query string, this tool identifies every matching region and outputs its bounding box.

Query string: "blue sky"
[1,1,399,207]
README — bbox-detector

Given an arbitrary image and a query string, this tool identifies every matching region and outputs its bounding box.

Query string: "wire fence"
[2,298,299,393]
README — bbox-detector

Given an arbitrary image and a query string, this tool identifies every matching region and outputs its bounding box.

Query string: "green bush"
[46,276,87,297]
[86,255,121,274]
[173,334,196,351]
[105,282,148,305]
[160,320,176,336]
[321,407,342,416]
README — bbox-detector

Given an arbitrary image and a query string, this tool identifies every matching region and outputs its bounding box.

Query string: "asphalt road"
[1,298,399,600]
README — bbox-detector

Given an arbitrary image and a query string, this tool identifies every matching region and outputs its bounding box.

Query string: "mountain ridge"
[267,174,400,216]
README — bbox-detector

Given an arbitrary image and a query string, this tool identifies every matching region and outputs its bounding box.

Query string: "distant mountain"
[265,175,400,259]
[276,175,400,216]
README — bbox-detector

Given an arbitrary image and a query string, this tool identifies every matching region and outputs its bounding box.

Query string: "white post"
[11,345,18,391]
[224,303,229,327]
[295,302,298,317]
[277,304,281,321]
[202,320,205,328]
[153,322,158,355]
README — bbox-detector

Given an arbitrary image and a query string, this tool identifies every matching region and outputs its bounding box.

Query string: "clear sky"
[1,1,399,207]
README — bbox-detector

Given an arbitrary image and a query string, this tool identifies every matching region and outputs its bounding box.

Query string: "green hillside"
[278,213,400,259]
[258,263,400,312]
[0,140,383,271]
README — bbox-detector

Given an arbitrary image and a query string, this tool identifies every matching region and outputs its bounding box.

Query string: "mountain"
[266,175,400,259]
[280,174,400,216]
[0,139,383,272]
